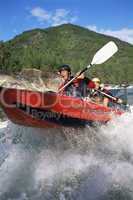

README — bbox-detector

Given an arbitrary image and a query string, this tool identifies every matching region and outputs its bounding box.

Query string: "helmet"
[92,77,100,83]
[58,64,71,73]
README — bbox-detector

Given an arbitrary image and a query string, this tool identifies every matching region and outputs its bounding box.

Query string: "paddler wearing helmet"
[58,64,95,97]
[58,64,74,96]
[91,77,123,107]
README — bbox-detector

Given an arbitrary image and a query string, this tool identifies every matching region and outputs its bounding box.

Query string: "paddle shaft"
[95,89,126,105]
[96,89,116,101]
[58,64,92,93]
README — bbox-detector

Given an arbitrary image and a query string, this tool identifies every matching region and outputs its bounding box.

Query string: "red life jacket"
[59,77,95,97]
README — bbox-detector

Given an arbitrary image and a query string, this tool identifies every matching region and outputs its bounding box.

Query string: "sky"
[0,0,133,44]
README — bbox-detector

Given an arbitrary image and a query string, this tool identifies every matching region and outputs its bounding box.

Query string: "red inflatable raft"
[0,87,123,128]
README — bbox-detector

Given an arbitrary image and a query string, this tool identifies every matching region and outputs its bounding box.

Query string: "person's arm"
[58,82,65,93]
[103,97,109,107]
[76,71,85,79]
[73,72,85,86]
[58,83,63,90]
[87,79,96,89]
[103,89,123,105]
[106,90,123,104]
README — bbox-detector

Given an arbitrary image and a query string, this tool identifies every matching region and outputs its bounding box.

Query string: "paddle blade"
[91,41,118,65]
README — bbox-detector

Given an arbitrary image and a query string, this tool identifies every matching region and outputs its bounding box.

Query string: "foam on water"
[0,108,133,199]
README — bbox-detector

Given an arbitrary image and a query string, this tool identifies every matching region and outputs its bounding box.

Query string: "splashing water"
[0,108,133,200]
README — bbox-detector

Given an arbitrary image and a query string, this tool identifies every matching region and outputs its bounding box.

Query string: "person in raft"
[58,64,95,98]
[90,77,123,107]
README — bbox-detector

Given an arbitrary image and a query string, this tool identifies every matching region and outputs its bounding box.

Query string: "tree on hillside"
[0,41,11,73]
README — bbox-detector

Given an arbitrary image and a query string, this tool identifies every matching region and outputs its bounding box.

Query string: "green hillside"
[0,23,133,84]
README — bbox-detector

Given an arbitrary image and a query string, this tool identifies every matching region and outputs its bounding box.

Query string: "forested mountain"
[0,23,133,84]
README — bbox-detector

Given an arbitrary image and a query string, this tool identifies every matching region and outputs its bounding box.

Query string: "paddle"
[58,41,118,93]
[95,89,120,103]
[95,89,128,105]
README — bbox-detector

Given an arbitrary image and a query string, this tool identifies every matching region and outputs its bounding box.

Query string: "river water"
[0,87,133,200]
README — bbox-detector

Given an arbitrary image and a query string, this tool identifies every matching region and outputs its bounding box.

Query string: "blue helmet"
[58,64,71,73]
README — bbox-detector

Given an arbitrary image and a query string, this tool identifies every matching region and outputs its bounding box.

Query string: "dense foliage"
[0,24,133,84]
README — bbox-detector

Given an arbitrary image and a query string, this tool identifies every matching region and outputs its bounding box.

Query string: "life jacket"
[59,77,95,98]
[58,76,75,96]
[73,78,91,97]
